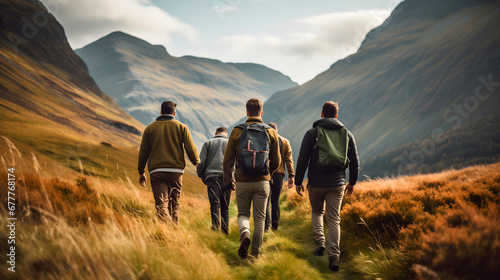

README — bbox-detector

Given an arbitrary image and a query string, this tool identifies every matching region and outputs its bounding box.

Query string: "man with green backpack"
[294,101,359,272]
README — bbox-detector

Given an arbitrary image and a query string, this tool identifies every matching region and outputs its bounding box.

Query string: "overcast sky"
[42,0,403,84]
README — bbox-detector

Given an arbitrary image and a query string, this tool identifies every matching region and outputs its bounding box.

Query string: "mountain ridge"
[76,32,298,147]
[263,0,500,178]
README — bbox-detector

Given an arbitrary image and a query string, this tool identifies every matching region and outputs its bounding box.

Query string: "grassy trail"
[187,187,347,279]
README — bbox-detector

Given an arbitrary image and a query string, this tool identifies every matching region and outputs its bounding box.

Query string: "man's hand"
[345,183,354,196]
[226,182,236,191]
[288,177,294,189]
[139,174,147,188]
[296,184,305,197]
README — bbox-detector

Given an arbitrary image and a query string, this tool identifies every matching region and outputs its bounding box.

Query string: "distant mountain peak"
[79,31,170,56]
[76,33,297,147]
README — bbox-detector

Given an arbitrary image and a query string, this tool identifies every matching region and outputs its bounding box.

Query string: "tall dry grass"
[1,134,499,279]
[0,136,328,279]
[341,163,500,279]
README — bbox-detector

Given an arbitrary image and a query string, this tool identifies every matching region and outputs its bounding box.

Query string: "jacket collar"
[156,115,175,121]
[213,134,228,139]
[246,116,263,123]
[312,118,344,129]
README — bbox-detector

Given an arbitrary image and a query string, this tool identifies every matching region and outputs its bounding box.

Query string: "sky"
[42,0,403,84]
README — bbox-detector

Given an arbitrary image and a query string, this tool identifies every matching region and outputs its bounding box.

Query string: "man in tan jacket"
[223,98,281,259]
[138,101,200,223]
[265,122,294,231]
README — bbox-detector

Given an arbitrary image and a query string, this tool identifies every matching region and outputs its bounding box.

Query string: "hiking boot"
[328,256,339,272]
[313,245,325,256]
[238,232,251,259]
[272,221,279,231]
[249,248,259,261]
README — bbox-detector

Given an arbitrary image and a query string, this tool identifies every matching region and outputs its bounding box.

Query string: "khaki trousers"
[236,181,270,256]
[308,185,346,261]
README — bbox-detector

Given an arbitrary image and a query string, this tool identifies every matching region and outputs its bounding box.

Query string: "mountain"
[0,0,144,176]
[263,0,500,178]
[75,32,297,147]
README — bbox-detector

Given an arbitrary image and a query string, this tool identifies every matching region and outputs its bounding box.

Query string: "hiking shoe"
[249,249,259,261]
[328,256,339,272]
[238,232,251,259]
[313,246,325,256]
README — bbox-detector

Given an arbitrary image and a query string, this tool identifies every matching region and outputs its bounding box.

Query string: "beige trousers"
[308,185,346,261]
[236,181,270,256]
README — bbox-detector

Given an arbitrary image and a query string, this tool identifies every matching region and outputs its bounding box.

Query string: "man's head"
[246,98,263,117]
[268,122,278,132]
[321,101,339,119]
[215,127,228,136]
[161,101,177,115]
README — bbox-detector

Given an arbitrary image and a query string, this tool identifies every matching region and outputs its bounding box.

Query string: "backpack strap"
[235,123,270,130]
[314,127,319,149]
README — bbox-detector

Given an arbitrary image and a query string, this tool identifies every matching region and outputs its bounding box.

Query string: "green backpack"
[315,126,350,170]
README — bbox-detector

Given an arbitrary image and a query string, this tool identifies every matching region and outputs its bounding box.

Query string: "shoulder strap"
[235,123,250,130]
[314,127,319,149]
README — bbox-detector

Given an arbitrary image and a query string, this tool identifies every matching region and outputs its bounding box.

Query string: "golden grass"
[0,136,499,279]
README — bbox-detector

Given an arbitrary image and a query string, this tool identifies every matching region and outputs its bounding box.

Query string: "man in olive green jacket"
[223,98,281,259]
[138,101,200,223]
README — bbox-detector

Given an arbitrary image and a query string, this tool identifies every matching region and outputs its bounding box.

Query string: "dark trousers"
[206,176,231,234]
[150,172,183,223]
[265,173,285,230]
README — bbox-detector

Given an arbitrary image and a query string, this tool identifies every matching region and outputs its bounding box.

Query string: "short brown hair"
[215,127,227,134]
[268,122,277,131]
[161,101,177,114]
[322,101,339,118]
[246,98,263,116]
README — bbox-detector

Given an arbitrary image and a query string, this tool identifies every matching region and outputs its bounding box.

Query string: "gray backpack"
[236,123,270,176]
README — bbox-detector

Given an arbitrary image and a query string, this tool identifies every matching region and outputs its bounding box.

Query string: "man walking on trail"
[223,98,281,259]
[265,122,294,231]
[197,127,234,234]
[295,101,359,272]
[138,101,200,224]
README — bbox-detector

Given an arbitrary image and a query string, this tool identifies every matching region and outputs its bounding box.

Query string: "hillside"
[263,0,500,177]
[75,33,297,147]
[0,0,144,177]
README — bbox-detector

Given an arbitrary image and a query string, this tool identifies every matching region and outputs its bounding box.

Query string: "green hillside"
[0,0,144,178]
[263,0,500,177]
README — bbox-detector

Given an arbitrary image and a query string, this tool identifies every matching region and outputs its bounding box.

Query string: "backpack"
[236,123,271,176]
[315,126,350,170]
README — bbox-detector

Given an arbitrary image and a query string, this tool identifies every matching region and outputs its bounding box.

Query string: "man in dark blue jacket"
[294,101,359,272]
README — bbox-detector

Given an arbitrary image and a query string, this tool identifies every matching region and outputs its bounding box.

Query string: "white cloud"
[212,5,239,18]
[41,0,199,49]
[217,9,391,83]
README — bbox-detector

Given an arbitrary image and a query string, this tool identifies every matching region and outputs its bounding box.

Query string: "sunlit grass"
[0,136,499,279]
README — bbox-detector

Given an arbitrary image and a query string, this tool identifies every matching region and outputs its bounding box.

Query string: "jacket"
[138,115,200,174]
[223,117,281,185]
[276,136,295,178]
[197,134,228,181]
[295,118,359,187]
